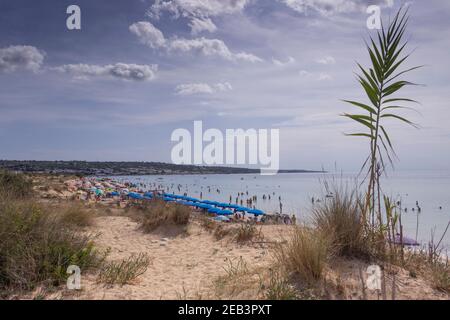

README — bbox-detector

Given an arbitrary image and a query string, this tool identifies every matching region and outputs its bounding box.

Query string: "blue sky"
[1,0,449,171]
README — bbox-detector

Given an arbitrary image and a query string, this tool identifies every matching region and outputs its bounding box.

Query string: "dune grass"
[0,199,103,296]
[0,170,34,200]
[129,199,191,233]
[313,186,372,259]
[97,253,150,286]
[274,227,330,286]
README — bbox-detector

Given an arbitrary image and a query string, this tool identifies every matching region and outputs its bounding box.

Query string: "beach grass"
[0,198,103,296]
[313,186,372,259]
[274,226,330,286]
[130,199,191,233]
[97,253,150,286]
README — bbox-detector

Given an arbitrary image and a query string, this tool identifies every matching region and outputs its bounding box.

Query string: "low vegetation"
[0,170,34,200]
[313,186,371,259]
[58,203,95,227]
[260,269,298,300]
[274,227,330,286]
[233,223,261,243]
[0,199,103,297]
[97,253,150,286]
[130,200,191,233]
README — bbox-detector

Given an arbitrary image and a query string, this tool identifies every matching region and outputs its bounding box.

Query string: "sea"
[107,171,450,250]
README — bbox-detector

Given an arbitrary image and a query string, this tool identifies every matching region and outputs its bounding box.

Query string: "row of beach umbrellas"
[120,191,265,216]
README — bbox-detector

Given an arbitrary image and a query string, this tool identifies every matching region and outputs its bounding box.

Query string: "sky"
[0,0,450,172]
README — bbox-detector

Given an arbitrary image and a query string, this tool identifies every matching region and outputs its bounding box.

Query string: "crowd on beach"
[64,177,297,225]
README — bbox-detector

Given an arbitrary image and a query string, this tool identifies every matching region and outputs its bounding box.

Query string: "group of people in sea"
[65,177,298,225]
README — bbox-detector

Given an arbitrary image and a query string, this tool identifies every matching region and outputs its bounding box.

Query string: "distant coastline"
[0,160,325,176]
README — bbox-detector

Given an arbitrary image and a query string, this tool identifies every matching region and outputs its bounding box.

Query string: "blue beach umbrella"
[208,207,220,214]
[184,197,199,202]
[109,191,120,197]
[217,203,230,208]
[128,192,143,200]
[247,209,265,216]
[144,192,154,198]
[197,203,213,209]
[217,209,233,216]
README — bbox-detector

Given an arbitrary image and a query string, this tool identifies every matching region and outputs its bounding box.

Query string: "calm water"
[108,171,450,250]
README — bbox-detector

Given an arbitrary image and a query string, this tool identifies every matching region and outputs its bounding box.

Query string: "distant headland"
[0,160,325,176]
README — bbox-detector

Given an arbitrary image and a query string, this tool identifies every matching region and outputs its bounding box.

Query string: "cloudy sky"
[1,0,449,172]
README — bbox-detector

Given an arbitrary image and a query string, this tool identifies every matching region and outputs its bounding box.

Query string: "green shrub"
[0,199,102,296]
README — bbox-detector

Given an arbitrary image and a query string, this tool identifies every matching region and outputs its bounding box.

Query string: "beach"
[14,173,447,300]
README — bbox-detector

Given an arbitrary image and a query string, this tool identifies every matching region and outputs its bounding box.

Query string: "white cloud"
[53,63,158,81]
[316,55,336,65]
[273,56,296,66]
[299,70,333,81]
[130,22,262,62]
[299,70,312,77]
[147,0,250,34]
[0,45,45,73]
[281,0,394,16]
[129,21,166,48]
[148,0,249,19]
[318,72,333,81]
[169,37,262,62]
[189,17,217,34]
[175,81,232,95]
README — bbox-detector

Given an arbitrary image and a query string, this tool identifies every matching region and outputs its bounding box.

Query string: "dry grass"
[313,187,371,259]
[58,203,95,227]
[130,200,191,233]
[233,223,261,243]
[213,257,258,298]
[97,253,150,286]
[274,227,330,286]
[260,268,298,300]
[431,261,450,293]
[0,170,34,200]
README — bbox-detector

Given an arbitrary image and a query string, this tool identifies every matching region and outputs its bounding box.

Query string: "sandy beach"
[26,175,446,300]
